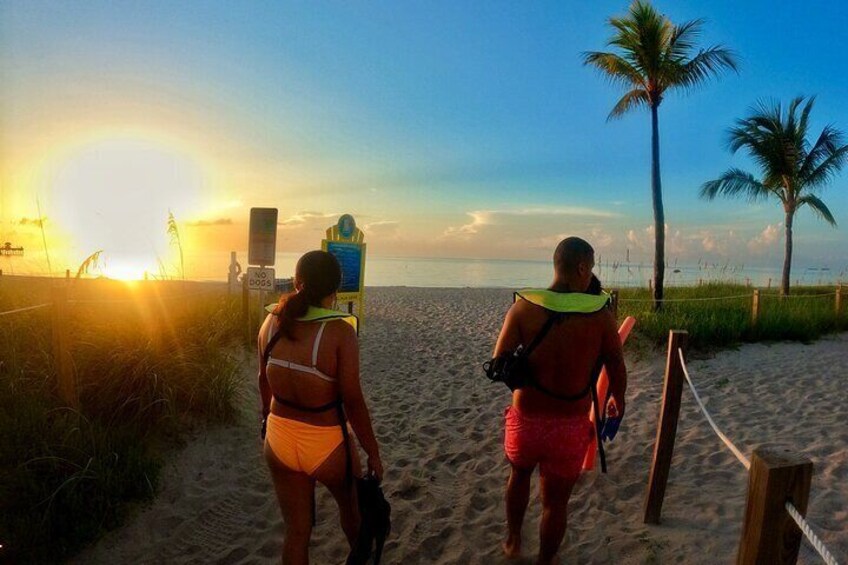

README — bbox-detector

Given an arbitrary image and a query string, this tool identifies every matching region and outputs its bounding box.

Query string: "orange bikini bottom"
[265,413,346,476]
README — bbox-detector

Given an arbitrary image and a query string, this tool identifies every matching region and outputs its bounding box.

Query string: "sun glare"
[47,136,205,278]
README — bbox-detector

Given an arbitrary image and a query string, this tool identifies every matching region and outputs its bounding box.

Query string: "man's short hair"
[554,237,594,276]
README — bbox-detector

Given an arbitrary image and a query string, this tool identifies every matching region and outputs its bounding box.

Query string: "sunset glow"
[1,1,846,280]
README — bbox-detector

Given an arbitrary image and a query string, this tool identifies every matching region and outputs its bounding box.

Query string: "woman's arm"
[257,315,273,421]
[337,323,383,479]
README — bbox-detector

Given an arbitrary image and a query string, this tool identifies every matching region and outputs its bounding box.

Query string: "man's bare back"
[494,297,626,418]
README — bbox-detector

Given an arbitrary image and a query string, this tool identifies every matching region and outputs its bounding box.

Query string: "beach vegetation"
[701,96,848,296]
[583,0,738,311]
[75,249,104,279]
[617,283,846,350]
[167,210,185,281]
[0,278,242,563]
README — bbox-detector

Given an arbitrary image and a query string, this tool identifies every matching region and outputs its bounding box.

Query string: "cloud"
[747,223,782,254]
[627,224,687,256]
[363,220,400,238]
[18,217,47,226]
[442,207,620,240]
[187,218,233,227]
[279,211,338,227]
[443,211,492,238]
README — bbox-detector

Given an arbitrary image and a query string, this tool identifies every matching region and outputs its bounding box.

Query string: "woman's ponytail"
[275,290,310,339]
[271,250,342,340]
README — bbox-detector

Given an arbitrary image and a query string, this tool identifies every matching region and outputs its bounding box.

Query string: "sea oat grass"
[0,278,243,562]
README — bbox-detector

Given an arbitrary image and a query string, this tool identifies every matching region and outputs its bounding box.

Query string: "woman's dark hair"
[587,274,602,295]
[273,250,341,339]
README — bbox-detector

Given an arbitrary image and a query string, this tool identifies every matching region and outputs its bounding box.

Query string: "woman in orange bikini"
[258,250,383,565]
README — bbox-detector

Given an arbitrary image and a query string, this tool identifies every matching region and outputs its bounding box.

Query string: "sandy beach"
[74,287,848,564]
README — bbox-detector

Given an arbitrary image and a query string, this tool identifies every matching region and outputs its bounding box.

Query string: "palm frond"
[700,168,774,202]
[802,144,848,189]
[581,51,646,89]
[670,46,739,92]
[800,124,847,182]
[798,194,837,226]
[607,89,651,120]
[666,18,704,60]
[796,95,816,149]
[587,0,736,113]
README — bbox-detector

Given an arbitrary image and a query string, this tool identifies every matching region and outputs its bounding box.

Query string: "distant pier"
[1,242,24,256]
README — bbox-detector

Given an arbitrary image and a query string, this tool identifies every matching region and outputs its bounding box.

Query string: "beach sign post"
[322,214,366,326]
[247,207,278,331]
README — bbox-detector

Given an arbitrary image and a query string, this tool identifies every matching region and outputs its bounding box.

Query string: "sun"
[47,135,205,279]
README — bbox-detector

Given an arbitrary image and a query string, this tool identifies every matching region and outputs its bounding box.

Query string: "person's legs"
[313,438,362,549]
[264,441,314,565]
[503,463,534,558]
[537,472,578,565]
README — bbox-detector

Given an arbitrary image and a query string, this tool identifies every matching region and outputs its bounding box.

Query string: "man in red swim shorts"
[493,237,627,565]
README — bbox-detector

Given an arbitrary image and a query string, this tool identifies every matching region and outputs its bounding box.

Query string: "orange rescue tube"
[582,315,636,471]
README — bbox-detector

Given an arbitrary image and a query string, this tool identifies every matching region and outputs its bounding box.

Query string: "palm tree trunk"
[782,209,794,296]
[651,103,665,311]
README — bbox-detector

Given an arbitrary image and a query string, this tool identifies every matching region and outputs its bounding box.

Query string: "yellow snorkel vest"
[514,288,610,314]
[265,304,359,334]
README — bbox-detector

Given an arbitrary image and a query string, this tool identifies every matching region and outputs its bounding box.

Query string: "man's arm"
[493,302,523,358]
[600,311,627,418]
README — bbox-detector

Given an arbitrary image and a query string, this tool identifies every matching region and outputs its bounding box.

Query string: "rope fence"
[677,348,751,470]
[68,287,223,305]
[0,303,51,318]
[618,293,752,303]
[785,501,841,565]
[644,332,841,565]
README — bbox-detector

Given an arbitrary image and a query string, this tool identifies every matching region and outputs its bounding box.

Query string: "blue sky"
[1,0,847,274]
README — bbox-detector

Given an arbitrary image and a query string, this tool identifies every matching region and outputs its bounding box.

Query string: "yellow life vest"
[265,303,359,333]
[514,288,610,313]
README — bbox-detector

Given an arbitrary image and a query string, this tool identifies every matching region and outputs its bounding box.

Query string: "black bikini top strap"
[272,395,341,413]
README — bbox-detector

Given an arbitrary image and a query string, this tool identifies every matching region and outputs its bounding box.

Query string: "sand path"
[75,288,847,564]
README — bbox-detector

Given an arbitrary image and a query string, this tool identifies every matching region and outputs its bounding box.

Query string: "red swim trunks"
[504,405,593,480]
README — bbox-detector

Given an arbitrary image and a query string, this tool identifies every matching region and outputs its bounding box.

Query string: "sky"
[1,0,847,279]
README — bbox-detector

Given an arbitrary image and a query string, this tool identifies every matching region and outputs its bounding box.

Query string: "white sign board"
[248,207,278,266]
[247,267,275,291]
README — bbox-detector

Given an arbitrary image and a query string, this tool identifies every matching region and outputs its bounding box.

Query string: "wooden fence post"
[51,284,77,408]
[644,330,688,524]
[751,290,760,326]
[736,447,812,565]
[610,289,619,320]
[836,285,843,318]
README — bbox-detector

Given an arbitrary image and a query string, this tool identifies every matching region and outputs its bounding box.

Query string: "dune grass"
[0,277,244,563]
[617,283,846,350]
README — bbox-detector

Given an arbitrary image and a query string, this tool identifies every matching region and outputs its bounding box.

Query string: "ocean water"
[193,252,844,288]
[4,251,844,288]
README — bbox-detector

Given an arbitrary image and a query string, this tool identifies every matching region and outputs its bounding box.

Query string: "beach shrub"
[618,283,845,349]
[0,279,242,563]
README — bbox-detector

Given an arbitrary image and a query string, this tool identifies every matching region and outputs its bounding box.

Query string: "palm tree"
[701,96,847,295]
[583,1,737,309]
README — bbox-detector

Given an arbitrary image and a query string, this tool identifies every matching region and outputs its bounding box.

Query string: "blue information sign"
[326,241,362,293]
